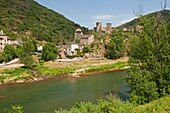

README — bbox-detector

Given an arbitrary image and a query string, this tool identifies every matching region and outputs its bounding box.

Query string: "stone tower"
[74,28,83,41]
[106,23,112,33]
[96,22,102,32]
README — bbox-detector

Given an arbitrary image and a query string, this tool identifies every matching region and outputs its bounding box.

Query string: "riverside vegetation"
[3,13,170,112]
[1,0,170,112]
[4,95,170,113]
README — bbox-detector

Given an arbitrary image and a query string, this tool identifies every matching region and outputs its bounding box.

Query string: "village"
[0,22,138,64]
[0,22,130,83]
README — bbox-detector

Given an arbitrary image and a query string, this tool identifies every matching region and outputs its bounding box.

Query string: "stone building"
[95,22,113,34]
[80,34,94,45]
[74,28,94,46]
[66,42,79,56]
[74,28,83,40]
[0,30,14,52]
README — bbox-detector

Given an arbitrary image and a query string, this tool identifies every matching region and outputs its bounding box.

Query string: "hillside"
[0,0,88,44]
[118,10,170,28]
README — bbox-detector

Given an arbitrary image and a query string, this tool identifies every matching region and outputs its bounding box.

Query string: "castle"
[94,22,113,34]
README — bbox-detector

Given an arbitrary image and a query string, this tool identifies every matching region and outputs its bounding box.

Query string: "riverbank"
[0,57,129,85]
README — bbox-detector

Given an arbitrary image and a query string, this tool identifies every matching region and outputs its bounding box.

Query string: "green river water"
[0,71,129,113]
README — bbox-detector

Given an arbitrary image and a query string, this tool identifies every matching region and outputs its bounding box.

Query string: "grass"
[36,64,75,75]
[132,96,170,113]
[86,62,129,72]
[1,68,31,77]
[0,68,31,83]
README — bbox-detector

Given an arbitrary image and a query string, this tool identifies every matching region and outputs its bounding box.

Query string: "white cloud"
[117,18,134,24]
[117,16,136,25]
[92,15,115,20]
[91,14,136,27]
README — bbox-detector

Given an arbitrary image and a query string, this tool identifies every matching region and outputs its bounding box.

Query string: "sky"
[36,0,170,28]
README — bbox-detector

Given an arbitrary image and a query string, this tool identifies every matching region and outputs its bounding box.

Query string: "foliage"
[4,105,24,113]
[0,0,88,43]
[131,95,170,113]
[83,46,92,53]
[0,54,3,63]
[20,54,34,69]
[41,42,59,61]
[4,95,170,113]
[0,76,5,83]
[106,31,125,59]
[19,39,35,68]
[56,97,134,113]
[2,44,16,62]
[30,39,37,52]
[125,16,170,104]
[75,39,80,44]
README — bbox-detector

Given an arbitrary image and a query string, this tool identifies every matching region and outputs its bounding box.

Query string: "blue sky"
[36,0,170,28]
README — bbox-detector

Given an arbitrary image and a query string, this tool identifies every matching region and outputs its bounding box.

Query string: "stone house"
[80,34,94,45]
[66,42,79,56]
[74,28,94,46]
[0,30,14,52]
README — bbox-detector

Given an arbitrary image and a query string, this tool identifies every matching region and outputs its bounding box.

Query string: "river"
[0,71,129,113]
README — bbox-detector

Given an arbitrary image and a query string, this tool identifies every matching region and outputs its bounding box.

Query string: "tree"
[30,39,38,52]
[83,46,92,53]
[2,44,16,62]
[125,16,170,104]
[106,31,125,59]
[0,54,4,63]
[41,43,59,61]
[19,39,35,68]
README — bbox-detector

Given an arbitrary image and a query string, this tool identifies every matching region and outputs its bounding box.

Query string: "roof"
[0,30,6,36]
[81,34,93,39]
[75,28,82,32]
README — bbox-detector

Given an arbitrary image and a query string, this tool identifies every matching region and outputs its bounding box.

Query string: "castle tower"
[74,28,83,41]
[106,23,112,33]
[96,22,102,32]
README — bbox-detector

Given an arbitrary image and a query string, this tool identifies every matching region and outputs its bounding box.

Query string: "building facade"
[80,34,94,45]
[0,30,14,52]
[66,43,79,56]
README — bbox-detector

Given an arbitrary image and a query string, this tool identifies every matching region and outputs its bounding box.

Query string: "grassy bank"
[0,68,31,83]
[5,95,170,113]
[0,57,129,83]
[56,95,170,113]
[36,64,75,75]
[86,62,129,73]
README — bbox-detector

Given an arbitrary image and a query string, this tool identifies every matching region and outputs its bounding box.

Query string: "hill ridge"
[118,9,170,28]
[0,0,88,44]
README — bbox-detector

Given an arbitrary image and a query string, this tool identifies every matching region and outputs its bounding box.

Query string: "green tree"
[41,43,59,61]
[125,16,170,104]
[83,46,92,53]
[106,31,125,59]
[19,39,35,68]
[30,39,38,52]
[2,44,16,62]
[0,54,4,63]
